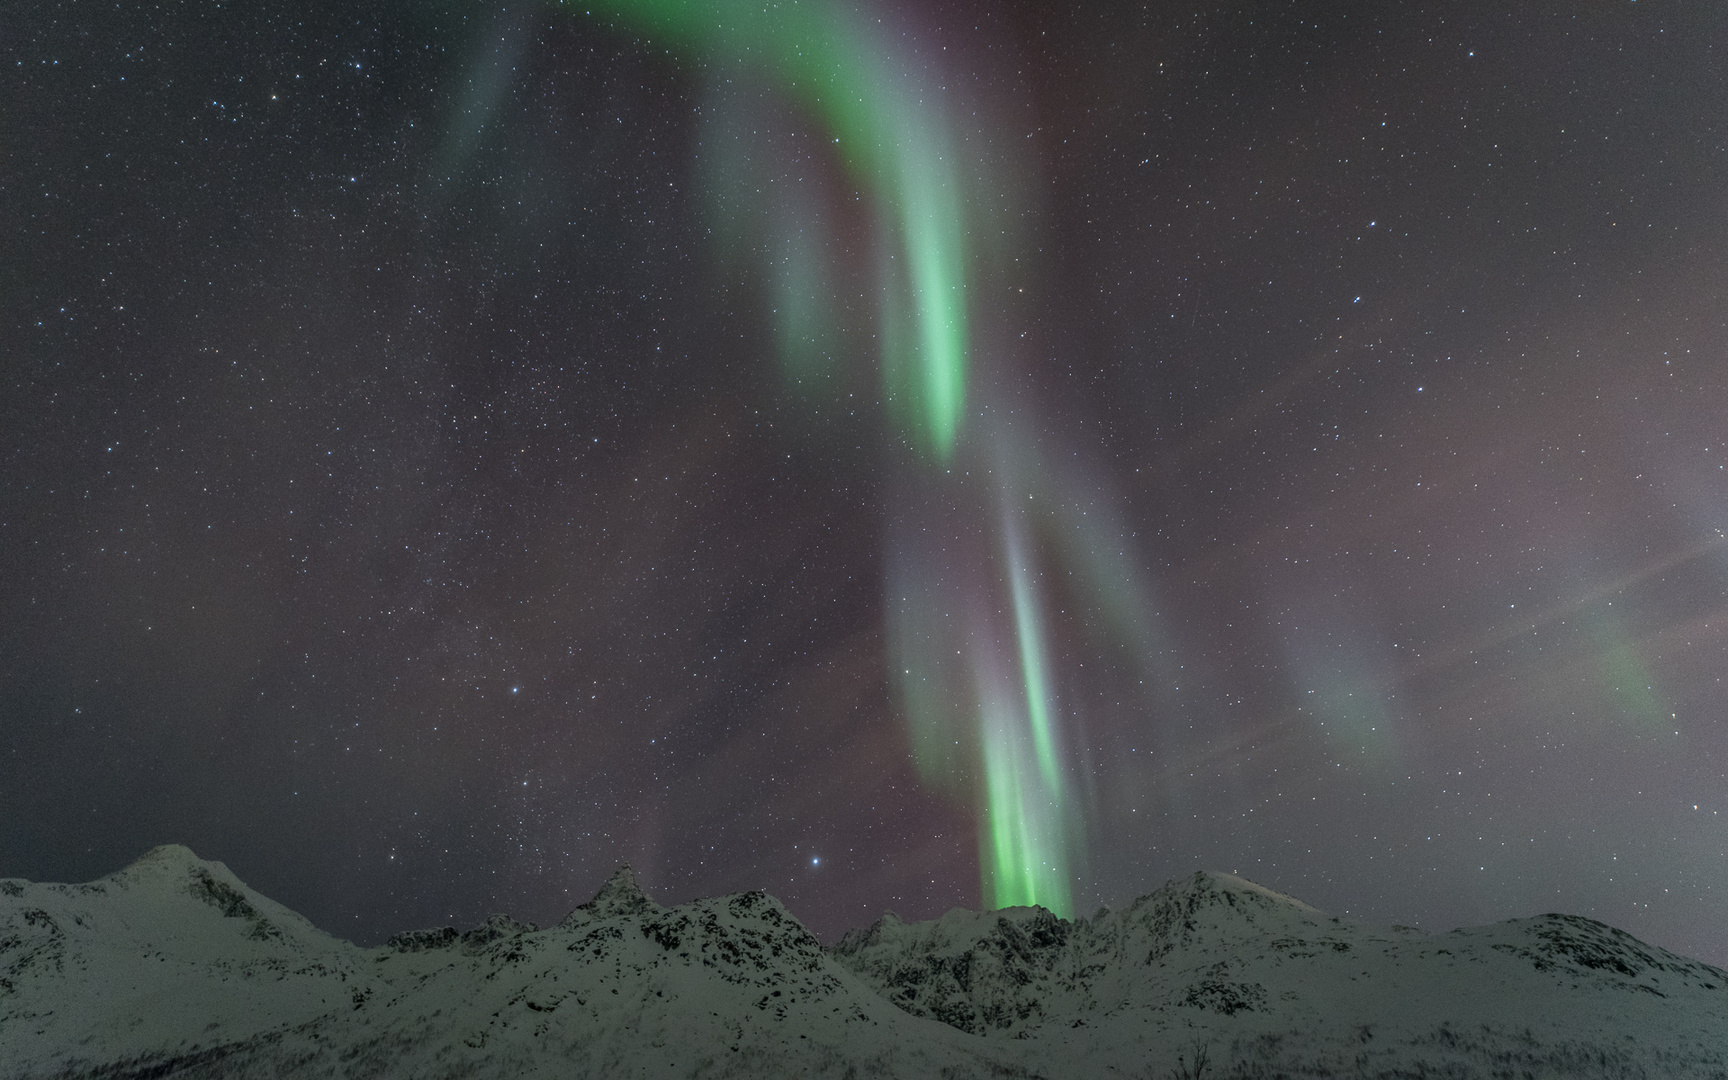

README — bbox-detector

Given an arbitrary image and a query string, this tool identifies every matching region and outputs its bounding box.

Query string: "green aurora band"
[561,0,1084,913]
[564,0,966,460]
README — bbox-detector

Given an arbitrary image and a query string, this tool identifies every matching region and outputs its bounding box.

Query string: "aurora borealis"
[5,0,1728,967]
[568,0,971,460]
[555,0,1102,912]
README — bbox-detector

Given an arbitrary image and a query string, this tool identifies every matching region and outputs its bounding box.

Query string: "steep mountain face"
[3,849,1725,1079]
[833,870,1728,1076]
[830,871,1325,1037]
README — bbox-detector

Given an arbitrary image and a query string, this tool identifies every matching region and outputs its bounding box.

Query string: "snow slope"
[3,849,1723,1078]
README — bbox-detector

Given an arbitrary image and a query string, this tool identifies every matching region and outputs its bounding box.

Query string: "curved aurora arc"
[559,0,1139,914]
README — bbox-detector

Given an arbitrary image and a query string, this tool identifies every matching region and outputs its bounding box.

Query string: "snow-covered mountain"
[831,871,1728,1076]
[3,847,1723,1078]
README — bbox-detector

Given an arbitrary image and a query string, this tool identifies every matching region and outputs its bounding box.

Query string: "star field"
[3,0,1725,965]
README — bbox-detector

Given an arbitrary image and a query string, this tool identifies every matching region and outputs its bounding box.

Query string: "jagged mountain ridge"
[829,869,1725,1040]
[1,847,1020,1080]
[829,869,1728,1073]
[3,846,1725,1078]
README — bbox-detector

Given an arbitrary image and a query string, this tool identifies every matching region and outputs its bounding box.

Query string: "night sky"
[5,0,1727,967]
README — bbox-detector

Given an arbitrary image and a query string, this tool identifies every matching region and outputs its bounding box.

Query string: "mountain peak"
[113,843,249,899]
[581,864,656,919]
[134,842,200,864]
[1146,869,1324,921]
[124,843,212,877]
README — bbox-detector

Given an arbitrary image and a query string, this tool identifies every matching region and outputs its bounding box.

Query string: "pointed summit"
[114,844,252,904]
[133,843,202,866]
[582,864,656,919]
[1171,870,1323,917]
[120,843,218,882]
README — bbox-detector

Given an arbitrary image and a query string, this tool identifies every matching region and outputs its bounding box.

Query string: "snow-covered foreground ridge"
[2,847,1724,1079]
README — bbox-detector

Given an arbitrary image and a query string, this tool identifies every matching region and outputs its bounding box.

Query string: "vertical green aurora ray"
[990,493,1073,910]
[973,594,1071,912]
[559,0,1096,916]
[1003,503,1061,792]
[978,698,1069,910]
